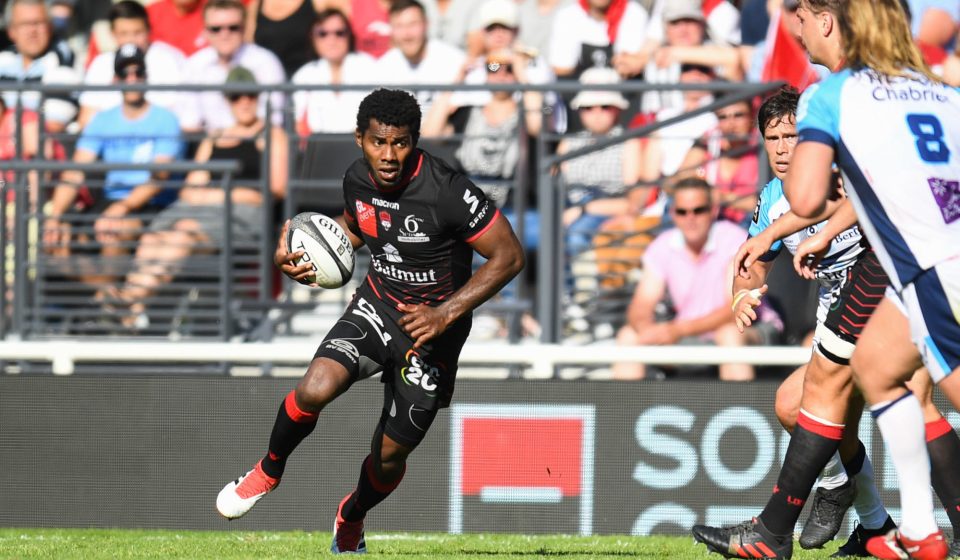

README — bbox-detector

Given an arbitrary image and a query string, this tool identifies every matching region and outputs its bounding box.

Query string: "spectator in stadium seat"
[424,49,543,206]
[446,0,562,130]
[633,0,714,116]
[245,0,323,78]
[78,1,186,129]
[612,177,781,381]
[106,66,287,330]
[0,0,75,113]
[907,0,960,71]
[547,0,650,80]
[146,0,209,57]
[643,0,742,47]
[516,0,572,61]
[637,63,717,208]
[557,67,642,264]
[179,0,285,133]
[375,0,465,117]
[675,97,759,226]
[43,45,184,287]
[291,8,377,134]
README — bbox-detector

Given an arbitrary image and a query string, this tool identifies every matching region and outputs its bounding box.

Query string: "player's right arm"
[793,198,857,279]
[731,257,772,333]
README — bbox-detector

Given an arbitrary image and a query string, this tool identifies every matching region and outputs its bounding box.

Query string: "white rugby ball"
[287,212,355,288]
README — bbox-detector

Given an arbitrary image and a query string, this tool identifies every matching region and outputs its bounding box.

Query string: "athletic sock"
[341,454,406,522]
[759,409,844,535]
[260,391,319,479]
[843,440,889,530]
[926,417,960,537]
[818,451,849,490]
[871,391,937,540]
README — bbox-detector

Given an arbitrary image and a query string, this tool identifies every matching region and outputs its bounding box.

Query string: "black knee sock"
[759,411,844,535]
[260,391,319,479]
[841,440,866,476]
[341,454,405,522]
[927,418,960,536]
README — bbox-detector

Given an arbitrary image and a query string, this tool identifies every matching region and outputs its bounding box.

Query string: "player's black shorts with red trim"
[313,282,471,412]
[823,249,889,343]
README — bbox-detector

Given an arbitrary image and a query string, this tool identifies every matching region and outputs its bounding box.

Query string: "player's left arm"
[783,141,836,218]
[398,214,524,348]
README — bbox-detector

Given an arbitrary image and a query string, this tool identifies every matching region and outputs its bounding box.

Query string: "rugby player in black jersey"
[216,89,525,554]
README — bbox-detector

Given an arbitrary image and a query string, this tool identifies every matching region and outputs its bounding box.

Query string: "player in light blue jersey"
[784,0,960,558]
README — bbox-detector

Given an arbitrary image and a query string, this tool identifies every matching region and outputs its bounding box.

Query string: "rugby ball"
[287,212,354,288]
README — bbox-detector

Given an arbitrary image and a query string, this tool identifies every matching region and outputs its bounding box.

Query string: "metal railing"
[0,78,791,373]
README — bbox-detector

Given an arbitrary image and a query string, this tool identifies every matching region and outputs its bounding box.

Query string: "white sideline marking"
[479,486,563,503]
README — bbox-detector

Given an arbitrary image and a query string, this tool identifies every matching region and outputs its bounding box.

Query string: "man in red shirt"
[146,0,251,57]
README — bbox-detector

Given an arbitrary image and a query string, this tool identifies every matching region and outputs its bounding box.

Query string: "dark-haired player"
[216,88,525,554]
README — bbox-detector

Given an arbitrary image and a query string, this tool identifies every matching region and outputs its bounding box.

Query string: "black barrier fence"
[1,376,957,536]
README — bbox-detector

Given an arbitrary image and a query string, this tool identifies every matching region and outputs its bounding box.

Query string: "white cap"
[662,0,705,23]
[479,0,519,29]
[570,67,629,110]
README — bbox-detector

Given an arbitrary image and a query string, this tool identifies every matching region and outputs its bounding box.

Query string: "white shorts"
[886,257,960,383]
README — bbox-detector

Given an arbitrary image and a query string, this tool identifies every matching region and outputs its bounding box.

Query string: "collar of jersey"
[367,151,424,193]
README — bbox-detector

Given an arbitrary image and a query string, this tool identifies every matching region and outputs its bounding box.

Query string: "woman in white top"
[291,9,377,134]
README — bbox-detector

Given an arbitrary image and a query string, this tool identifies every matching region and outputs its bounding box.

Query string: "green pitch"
[0,529,848,559]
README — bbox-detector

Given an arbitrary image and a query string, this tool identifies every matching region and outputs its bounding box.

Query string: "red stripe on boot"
[926,417,954,442]
[797,410,844,440]
[364,455,405,493]
[284,391,319,424]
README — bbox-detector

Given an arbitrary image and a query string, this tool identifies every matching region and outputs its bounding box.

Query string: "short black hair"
[109,0,149,29]
[388,0,426,18]
[356,89,422,144]
[758,86,800,132]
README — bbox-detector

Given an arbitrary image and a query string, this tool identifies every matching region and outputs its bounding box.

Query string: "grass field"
[0,529,852,559]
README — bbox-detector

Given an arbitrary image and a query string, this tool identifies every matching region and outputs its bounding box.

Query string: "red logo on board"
[356,200,377,238]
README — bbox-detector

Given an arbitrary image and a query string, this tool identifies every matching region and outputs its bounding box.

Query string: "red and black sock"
[926,418,960,536]
[341,454,405,522]
[260,391,319,479]
[758,410,844,536]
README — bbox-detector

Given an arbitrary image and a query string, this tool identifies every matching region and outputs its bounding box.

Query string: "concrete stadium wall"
[1,376,956,536]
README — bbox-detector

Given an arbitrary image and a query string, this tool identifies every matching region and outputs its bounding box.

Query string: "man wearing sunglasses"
[612,176,781,381]
[78,1,186,129]
[43,44,184,290]
[179,0,284,133]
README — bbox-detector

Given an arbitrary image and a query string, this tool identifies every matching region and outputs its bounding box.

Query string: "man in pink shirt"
[613,177,781,380]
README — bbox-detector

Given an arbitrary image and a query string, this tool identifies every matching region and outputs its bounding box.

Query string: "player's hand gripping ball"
[287,212,354,288]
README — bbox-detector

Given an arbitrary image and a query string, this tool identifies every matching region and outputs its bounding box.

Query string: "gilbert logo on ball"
[287,212,355,288]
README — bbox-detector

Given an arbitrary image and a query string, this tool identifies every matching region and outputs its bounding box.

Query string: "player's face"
[112,17,150,51]
[796,6,828,66]
[763,114,798,181]
[356,119,416,189]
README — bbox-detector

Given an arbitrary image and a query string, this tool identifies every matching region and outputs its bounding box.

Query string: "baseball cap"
[225,65,257,86]
[569,67,629,110]
[479,0,519,29]
[114,43,146,77]
[662,0,705,23]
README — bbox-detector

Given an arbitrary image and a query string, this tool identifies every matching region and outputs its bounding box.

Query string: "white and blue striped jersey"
[797,68,960,291]
[748,176,865,283]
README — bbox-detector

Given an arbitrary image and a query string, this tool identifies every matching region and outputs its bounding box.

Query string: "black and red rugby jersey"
[341,149,500,307]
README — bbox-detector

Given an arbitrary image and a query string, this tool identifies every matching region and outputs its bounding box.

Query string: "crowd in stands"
[0,0,958,378]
